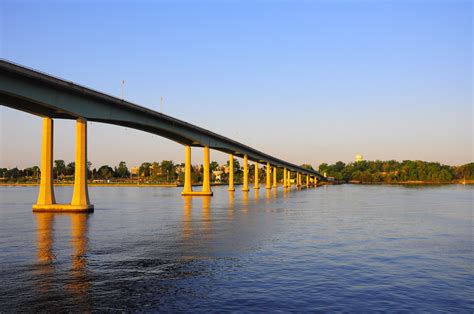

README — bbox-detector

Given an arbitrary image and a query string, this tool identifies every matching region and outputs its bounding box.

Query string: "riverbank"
[347,180,474,185]
[1,180,471,187]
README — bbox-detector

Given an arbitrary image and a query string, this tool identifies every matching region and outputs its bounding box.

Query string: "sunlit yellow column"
[288,171,292,187]
[266,162,271,189]
[306,174,309,187]
[297,173,302,187]
[242,154,249,191]
[228,154,235,191]
[71,118,93,211]
[254,162,259,189]
[202,146,212,195]
[181,145,192,195]
[35,118,56,207]
[314,176,318,187]
[283,168,287,188]
[273,167,277,188]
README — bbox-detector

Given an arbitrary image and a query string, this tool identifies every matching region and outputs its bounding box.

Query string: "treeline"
[319,160,474,183]
[2,159,472,184]
[0,158,284,184]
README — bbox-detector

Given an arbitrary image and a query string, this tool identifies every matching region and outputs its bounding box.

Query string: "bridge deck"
[0,59,323,178]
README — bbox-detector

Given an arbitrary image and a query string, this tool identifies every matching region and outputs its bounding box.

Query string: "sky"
[0,0,472,169]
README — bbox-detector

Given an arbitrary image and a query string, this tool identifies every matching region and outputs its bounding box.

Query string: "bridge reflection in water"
[34,212,91,308]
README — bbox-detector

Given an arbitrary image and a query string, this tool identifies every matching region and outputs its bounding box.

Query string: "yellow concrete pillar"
[181,145,192,194]
[228,154,235,191]
[242,154,249,191]
[254,162,259,189]
[314,176,318,187]
[71,118,93,211]
[273,167,277,188]
[288,171,292,187]
[266,162,271,189]
[35,118,56,207]
[283,168,287,188]
[306,174,309,187]
[297,173,302,187]
[202,146,212,195]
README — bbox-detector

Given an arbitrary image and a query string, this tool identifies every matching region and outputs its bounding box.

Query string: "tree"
[67,162,75,176]
[160,160,176,182]
[98,165,114,180]
[139,162,152,177]
[54,160,66,178]
[210,161,219,172]
[116,161,130,178]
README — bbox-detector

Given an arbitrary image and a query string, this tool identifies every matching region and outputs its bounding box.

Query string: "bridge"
[0,59,324,212]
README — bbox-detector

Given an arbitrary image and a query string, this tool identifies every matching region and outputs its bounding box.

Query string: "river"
[0,184,472,311]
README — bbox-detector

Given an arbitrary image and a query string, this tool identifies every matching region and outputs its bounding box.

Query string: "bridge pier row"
[254,162,260,189]
[181,146,213,196]
[242,155,249,191]
[266,162,271,189]
[33,118,94,213]
[283,168,287,188]
[273,167,277,188]
[228,154,235,191]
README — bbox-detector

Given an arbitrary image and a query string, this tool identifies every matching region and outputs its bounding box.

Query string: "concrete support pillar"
[254,162,259,189]
[228,154,235,191]
[314,176,318,187]
[242,154,249,191]
[182,145,192,194]
[71,118,93,210]
[297,173,302,187]
[283,168,287,188]
[273,167,277,188]
[35,118,56,206]
[202,146,212,195]
[266,162,271,189]
[288,171,292,187]
[306,174,309,187]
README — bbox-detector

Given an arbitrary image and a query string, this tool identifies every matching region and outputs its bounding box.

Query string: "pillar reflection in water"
[254,188,259,203]
[35,213,55,293]
[242,191,249,214]
[265,189,271,204]
[68,214,91,304]
[182,196,193,240]
[35,212,91,302]
[201,196,212,239]
[228,191,235,221]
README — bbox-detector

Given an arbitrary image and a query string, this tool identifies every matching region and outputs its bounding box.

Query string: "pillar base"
[181,191,213,196]
[33,203,94,213]
[228,188,235,192]
[242,188,250,192]
[253,187,260,190]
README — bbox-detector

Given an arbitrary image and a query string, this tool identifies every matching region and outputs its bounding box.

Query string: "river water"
[0,184,472,311]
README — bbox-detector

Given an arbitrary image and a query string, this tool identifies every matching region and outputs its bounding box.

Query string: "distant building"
[355,154,363,162]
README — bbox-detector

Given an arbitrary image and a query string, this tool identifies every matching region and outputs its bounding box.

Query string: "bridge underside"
[0,60,324,179]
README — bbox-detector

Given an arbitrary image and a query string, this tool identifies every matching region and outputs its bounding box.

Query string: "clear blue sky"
[0,0,472,169]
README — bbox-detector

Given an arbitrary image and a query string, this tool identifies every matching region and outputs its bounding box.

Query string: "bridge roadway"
[0,59,324,212]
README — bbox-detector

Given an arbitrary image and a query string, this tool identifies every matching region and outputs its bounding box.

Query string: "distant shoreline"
[0,181,472,187]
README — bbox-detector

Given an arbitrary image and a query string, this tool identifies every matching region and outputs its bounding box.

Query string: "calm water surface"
[0,184,472,311]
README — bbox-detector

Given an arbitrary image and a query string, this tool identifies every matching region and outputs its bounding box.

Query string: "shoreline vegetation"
[0,180,472,188]
[1,159,473,187]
